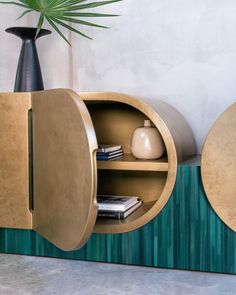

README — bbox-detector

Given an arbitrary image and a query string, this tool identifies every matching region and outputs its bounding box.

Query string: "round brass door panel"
[201,103,236,232]
[32,89,98,251]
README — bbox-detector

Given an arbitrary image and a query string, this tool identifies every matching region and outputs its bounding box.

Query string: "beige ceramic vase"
[131,120,165,160]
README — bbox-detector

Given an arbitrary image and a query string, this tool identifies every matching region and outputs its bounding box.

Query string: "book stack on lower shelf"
[97,195,142,219]
[97,145,123,161]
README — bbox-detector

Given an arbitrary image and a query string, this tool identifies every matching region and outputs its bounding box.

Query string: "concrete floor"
[0,254,235,295]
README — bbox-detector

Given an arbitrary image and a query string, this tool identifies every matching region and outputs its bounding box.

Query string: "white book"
[97,195,140,211]
[97,145,122,153]
[96,149,123,156]
[98,200,142,219]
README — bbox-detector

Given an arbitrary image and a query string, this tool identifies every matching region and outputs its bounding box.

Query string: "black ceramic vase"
[6,27,51,92]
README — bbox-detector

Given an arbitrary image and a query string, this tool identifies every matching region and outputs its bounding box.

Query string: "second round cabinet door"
[32,89,98,251]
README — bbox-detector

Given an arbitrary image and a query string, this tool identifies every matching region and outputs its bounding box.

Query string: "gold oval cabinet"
[201,103,236,232]
[32,89,98,251]
[0,89,196,251]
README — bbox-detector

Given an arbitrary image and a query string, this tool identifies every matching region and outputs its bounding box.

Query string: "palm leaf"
[50,0,121,11]
[16,9,33,20]
[56,16,109,29]
[63,12,119,17]
[46,16,71,45]
[51,17,92,39]
[0,0,122,44]
[59,0,122,11]
[35,14,45,38]
[0,1,28,8]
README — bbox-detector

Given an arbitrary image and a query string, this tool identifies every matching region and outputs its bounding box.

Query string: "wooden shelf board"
[97,153,168,172]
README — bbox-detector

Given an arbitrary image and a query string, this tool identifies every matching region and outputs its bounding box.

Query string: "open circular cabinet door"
[31,89,98,251]
[201,103,236,232]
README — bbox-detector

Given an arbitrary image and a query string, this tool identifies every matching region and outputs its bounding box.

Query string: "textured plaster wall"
[0,6,27,91]
[0,1,236,152]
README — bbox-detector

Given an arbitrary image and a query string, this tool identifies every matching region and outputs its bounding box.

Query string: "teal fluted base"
[1,162,235,274]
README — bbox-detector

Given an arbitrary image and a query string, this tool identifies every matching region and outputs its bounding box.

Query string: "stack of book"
[97,195,142,219]
[97,144,123,161]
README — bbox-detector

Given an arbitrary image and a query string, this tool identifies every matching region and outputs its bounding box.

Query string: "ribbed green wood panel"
[0,163,235,274]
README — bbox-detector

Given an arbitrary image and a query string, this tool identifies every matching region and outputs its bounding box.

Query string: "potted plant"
[0,0,122,91]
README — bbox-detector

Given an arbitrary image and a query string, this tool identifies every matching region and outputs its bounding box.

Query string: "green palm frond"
[0,0,122,45]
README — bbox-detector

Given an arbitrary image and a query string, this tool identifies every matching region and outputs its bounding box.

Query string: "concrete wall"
[0,1,236,152]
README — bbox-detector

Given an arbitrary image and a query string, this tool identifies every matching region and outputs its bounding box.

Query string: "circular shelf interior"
[82,94,183,234]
